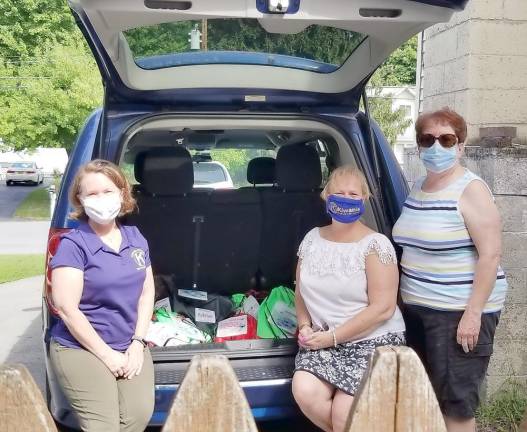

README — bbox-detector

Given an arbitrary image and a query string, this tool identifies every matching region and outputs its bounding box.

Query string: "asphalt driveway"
[0,178,51,220]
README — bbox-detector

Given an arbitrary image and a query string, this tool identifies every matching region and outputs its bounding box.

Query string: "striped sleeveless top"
[392,169,507,313]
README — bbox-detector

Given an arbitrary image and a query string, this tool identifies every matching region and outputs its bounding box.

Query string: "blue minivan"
[43,0,468,428]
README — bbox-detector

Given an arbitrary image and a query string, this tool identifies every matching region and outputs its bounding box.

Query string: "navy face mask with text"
[326,194,365,224]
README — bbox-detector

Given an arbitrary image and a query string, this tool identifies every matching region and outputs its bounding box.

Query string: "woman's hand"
[457,309,482,353]
[301,331,333,351]
[123,341,145,379]
[298,326,314,348]
[101,349,128,377]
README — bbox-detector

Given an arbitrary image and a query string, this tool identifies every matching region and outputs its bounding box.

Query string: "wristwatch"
[131,335,147,348]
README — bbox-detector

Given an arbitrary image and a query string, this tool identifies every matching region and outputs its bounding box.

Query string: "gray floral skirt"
[295,332,406,395]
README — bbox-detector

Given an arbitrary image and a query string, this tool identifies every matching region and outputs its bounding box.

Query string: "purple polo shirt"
[50,222,150,351]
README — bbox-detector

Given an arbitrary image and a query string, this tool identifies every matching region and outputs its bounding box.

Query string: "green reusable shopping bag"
[257,286,297,339]
[231,293,246,310]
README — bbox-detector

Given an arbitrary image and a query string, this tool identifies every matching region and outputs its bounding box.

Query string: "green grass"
[0,254,46,284]
[14,188,50,219]
[477,382,527,432]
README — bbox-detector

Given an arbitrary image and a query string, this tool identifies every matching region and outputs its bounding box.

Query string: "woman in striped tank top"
[392,108,507,432]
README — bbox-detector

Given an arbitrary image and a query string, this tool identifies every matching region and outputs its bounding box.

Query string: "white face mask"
[81,193,121,225]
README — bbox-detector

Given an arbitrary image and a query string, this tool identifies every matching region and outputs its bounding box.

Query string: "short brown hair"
[415,107,467,144]
[321,165,371,201]
[69,159,136,220]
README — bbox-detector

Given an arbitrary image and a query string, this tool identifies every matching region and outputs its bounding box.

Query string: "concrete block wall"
[403,146,527,395]
[420,0,527,142]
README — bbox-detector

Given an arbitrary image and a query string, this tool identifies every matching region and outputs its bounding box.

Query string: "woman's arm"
[133,266,155,340]
[335,253,399,343]
[295,260,312,329]
[124,265,155,378]
[303,253,399,349]
[457,180,502,351]
[52,267,126,376]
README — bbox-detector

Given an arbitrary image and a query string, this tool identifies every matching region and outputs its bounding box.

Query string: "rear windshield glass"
[11,162,34,168]
[123,19,366,73]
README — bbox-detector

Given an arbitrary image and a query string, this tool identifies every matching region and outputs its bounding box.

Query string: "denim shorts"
[402,304,500,419]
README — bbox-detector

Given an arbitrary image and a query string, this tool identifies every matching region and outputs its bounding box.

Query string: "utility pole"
[201,19,208,51]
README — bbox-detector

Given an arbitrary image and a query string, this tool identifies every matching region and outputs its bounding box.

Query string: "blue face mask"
[419,141,458,173]
[326,194,365,224]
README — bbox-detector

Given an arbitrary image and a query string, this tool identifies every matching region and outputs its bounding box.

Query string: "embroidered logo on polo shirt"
[131,249,146,270]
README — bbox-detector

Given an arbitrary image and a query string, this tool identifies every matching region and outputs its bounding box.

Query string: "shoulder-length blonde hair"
[320,164,371,201]
[69,159,136,220]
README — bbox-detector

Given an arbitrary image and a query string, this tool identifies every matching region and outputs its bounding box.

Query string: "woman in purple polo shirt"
[49,160,155,432]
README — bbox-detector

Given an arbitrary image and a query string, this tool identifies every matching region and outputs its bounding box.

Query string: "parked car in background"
[6,161,44,186]
[193,161,234,189]
[43,0,468,429]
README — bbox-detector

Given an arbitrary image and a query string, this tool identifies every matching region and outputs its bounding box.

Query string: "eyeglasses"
[417,133,458,148]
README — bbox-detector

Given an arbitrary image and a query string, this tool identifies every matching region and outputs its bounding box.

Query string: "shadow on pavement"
[4,314,45,396]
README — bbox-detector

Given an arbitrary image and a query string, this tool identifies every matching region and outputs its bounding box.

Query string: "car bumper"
[151,380,298,426]
[6,174,40,182]
[48,366,298,429]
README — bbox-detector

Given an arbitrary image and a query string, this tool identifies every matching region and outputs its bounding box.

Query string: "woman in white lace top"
[292,165,406,432]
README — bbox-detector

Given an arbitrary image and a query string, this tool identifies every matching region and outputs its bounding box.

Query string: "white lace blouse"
[297,228,406,342]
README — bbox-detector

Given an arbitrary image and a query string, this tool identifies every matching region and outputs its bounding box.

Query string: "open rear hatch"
[69,0,467,108]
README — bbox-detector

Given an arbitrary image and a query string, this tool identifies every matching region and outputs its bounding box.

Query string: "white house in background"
[0,146,68,178]
[367,86,417,165]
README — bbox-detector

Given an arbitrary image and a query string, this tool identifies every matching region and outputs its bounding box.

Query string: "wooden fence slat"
[162,355,258,432]
[394,347,447,432]
[345,346,398,431]
[0,364,57,432]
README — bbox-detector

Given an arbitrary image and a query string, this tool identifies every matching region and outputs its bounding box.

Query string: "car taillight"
[44,228,71,315]
[27,170,36,174]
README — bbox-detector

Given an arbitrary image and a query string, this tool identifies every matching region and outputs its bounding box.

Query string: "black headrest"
[276,144,321,191]
[247,157,276,185]
[141,147,194,195]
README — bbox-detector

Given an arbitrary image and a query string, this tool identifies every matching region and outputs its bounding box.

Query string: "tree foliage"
[0,41,102,151]
[365,74,413,146]
[0,0,80,59]
[0,0,102,151]
[374,36,418,86]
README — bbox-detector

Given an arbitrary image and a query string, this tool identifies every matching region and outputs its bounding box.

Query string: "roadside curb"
[0,275,45,290]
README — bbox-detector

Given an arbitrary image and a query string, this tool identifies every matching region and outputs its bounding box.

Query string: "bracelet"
[131,335,147,348]
[331,329,337,348]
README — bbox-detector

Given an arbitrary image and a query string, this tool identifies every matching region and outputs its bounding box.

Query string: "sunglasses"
[417,133,458,148]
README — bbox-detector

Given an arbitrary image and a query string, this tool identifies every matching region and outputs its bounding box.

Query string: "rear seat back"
[200,188,261,294]
[259,144,330,288]
[128,147,210,289]
[129,146,328,295]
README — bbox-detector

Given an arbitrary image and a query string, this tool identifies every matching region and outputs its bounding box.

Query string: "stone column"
[410,0,527,396]
[418,0,527,143]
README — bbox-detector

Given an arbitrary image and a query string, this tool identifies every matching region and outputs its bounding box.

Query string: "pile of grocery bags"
[145,283,298,348]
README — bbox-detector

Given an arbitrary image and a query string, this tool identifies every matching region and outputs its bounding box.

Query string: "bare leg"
[292,371,335,432]
[444,416,476,432]
[331,390,355,432]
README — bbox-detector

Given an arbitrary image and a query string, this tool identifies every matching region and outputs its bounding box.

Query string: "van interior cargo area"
[119,123,376,384]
